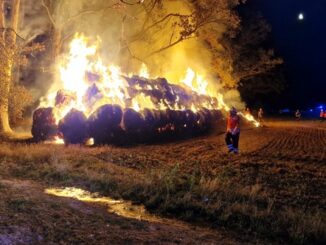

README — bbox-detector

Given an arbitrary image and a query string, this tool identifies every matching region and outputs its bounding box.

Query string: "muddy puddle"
[45,187,161,222]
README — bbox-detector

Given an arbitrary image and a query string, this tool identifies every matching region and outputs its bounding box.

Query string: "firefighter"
[225,107,240,153]
[258,108,264,122]
[245,107,251,116]
[295,109,301,120]
[320,109,324,121]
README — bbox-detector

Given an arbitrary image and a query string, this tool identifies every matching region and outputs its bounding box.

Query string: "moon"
[298,13,304,21]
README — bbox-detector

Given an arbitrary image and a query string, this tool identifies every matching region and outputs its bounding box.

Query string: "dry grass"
[0,120,325,244]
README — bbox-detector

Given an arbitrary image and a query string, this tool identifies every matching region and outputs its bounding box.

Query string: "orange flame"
[40,33,260,127]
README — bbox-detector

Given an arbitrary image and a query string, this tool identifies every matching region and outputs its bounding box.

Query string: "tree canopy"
[0,0,283,134]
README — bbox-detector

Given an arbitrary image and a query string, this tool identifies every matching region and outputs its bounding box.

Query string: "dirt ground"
[0,120,325,244]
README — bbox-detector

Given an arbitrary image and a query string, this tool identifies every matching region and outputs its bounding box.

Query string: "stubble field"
[0,120,325,244]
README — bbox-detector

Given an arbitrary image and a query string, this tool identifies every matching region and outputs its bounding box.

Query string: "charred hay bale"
[122,108,146,143]
[122,108,144,131]
[157,109,179,139]
[195,110,210,133]
[201,108,213,121]
[170,110,193,136]
[58,109,88,144]
[177,109,197,136]
[151,110,166,129]
[195,109,221,133]
[168,110,187,133]
[165,109,177,123]
[165,109,181,128]
[32,107,58,142]
[88,104,122,126]
[210,109,222,121]
[107,127,127,145]
[145,90,164,105]
[153,109,180,140]
[163,88,177,104]
[142,109,157,139]
[209,109,223,132]
[142,109,156,126]
[153,110,170,138]
[183,110,196,128]
[88,104,123,144]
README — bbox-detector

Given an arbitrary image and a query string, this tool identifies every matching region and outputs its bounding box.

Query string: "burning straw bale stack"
[32,106,220,145]
[32,76,222,145]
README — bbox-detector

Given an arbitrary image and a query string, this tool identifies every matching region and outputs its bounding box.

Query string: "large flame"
[40,33,259,127]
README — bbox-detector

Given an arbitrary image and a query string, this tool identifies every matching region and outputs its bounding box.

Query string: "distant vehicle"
[279,108,290,114]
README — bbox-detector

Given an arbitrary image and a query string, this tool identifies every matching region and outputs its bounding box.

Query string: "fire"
[44,136,64,145]
[39,33,259,142]
[139,63,150,78]
[182,68,209,96]
[240,112,260,127]
[217,94,230,111]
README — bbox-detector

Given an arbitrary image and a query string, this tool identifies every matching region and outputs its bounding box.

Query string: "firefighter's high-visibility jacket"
[227,115,240,134]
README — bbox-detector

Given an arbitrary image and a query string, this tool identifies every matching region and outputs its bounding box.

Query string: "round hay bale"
[184,109,196,129]
[195,109,219,133]
[31,107,57,142]
[58,109,88,144]
[122,108,144,132]
[142,109,157,140]
[122,108,145,143]
[88,104,123,144]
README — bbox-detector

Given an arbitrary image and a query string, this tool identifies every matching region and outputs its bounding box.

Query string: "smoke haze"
[20,0,244,110]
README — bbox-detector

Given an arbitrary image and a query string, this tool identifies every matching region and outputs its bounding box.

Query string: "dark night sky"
[250,0,326,108]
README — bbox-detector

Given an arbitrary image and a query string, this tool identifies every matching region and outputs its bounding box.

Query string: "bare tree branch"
[42,0,56,27]
[64,2,123,26]
[169,24,176,45]
[139,0,159,30]
[0,28,25,41]
[125,43,147,64]
[144,36,194,58]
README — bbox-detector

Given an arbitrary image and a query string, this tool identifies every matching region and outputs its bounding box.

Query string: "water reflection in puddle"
[45,187,160,222]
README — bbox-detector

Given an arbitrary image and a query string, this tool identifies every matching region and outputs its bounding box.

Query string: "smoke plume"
[21,0,244,110]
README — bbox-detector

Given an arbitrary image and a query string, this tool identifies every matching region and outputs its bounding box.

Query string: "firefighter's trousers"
[225,132,240,150]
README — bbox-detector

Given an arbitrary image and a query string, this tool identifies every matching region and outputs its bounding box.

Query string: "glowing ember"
[44,136,64,145]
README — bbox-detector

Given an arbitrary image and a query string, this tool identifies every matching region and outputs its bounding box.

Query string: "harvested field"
[0,120,325,244]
